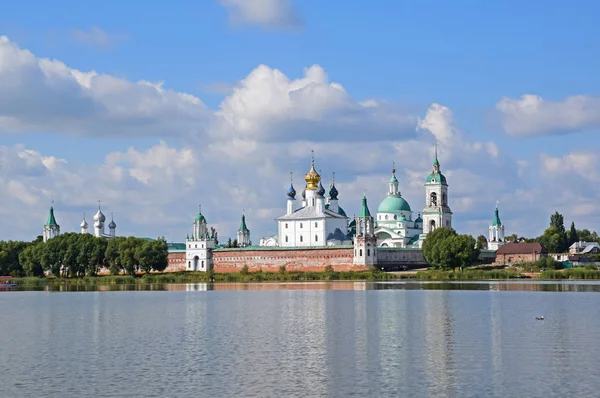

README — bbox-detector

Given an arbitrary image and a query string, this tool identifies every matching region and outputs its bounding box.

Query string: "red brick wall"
[212,247,371,273]
[166,252,186,272]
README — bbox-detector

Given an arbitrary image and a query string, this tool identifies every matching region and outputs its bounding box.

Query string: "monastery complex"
[41,146,506,272]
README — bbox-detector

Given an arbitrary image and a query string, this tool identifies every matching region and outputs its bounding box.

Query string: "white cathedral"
[42,202,118,242]
[259,147,453,249]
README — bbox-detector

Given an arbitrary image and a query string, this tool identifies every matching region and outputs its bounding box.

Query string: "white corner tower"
[488,202,505,251]
[420,142,452,244]
[237,214,251,247]
[353,196,377,267]
[43,205,60,243]
[185,205,215,272]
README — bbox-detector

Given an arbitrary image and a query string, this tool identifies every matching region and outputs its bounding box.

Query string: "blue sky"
[1,0,600,242]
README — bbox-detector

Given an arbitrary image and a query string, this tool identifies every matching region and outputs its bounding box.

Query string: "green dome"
[377,195,411,213]
[325,204,347,217]
[195,213,206,223]
[426,172,447,184]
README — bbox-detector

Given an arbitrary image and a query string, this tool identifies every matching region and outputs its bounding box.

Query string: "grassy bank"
[541,269,600,279]
[10,268,548,285]
[414,269,528,280]
[13,270,405,285]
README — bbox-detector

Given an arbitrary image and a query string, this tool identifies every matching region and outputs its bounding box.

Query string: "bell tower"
[420,142,452,245]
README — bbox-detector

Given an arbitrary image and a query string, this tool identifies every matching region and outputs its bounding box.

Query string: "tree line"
[475,211,597,253]
[1,233,168,277]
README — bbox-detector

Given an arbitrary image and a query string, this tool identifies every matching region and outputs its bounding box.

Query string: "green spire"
[45,206,58,227]
[195,204,206,223]
[239,214,249,232]
[492,203,502,227]
[389,162,398,183]
[433,141,440,167]
[359,196,371,218]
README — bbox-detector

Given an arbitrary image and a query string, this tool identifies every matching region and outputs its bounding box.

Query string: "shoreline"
[10,268,600,286]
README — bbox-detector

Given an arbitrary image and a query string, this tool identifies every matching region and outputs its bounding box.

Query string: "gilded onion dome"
[304,157,321,190]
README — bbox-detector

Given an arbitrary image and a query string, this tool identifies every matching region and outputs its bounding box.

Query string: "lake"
[1,281,600,397]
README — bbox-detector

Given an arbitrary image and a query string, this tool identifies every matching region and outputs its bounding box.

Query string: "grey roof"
[570,241,600,250]
[276,205,347,221]
[581,244,600,254]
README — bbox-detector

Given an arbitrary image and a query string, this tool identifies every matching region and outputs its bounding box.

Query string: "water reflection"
[8,280,600,293]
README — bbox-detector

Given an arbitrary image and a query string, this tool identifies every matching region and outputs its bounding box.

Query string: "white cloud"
[70,26,128,48]
[0,36,211,138]
[3,36,599,243]
[219,0,303,29]
[496,94,600,136]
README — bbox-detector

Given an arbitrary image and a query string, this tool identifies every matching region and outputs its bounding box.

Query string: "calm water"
[2,282,600,397]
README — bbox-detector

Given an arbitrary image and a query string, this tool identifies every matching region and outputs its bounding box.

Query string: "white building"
[374,167,423,247]
[488,204,505,251]
[419,145,452,246]
[43,206,60,242]
[271,157,351,247]
[80,204,117,239]
[185,207,215,271]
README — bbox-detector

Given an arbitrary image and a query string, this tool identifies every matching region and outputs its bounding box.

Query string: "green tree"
[568,222,579,246]
[549,211,568,252]
[226,237,232,248]
[423,227,478,271]
[149,238,168,272]
[19,245,43,277]
[422,227,458,269]
[476,235,488,250]
[135,241,153,274]
[105,237,123,275]
[119,237,138,276]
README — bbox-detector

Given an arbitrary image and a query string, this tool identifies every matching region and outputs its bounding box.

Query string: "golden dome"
[304,159,321,190]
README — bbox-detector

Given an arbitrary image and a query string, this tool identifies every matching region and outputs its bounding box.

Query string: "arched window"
[188,261,191,267]
[430,220,436,232]
[195,244,197,248]
[285,223,288,229]
[394,215,397,220]
[367,249,371,257]
[315,222,318,228]
[300,235,303,242]
[430,192,437,206]
[385,215,388,220]
[201,244,204,249]
[300,223,303,229]
[315,235,318,242]
[201,261,204,267]
[442,193,447,206]
[359,249,363,256]
[285,235,288,243]
[312,198,315,206]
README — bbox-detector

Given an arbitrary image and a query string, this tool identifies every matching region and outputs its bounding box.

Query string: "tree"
[476,235,488,250]
[422,227,478,271]
[548,211,568,252]
[505,233,518,243]
[422,227,458,269]
[568,222,579,246]
[232,239,239,248]
[105,237,123,275]
[226,237,233,248]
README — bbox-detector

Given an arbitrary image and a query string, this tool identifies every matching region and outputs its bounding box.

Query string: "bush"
[324,265,334,273]
[279,265,286,274]
[240,265,249,275]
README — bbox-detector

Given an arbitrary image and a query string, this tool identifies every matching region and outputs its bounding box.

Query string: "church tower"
[93,203,106,238]
[237,214,251,247]
[186,205,214,272]
[488,203,505,251]
[421,143,452,242]
[43,205,60,242]
[353,196,377,267]
[80,213,88,234]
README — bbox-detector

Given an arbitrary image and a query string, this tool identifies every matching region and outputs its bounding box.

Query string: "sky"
[1,0,600,242]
